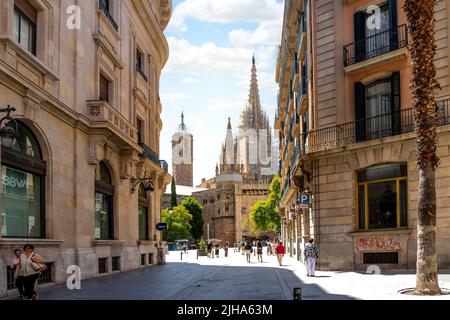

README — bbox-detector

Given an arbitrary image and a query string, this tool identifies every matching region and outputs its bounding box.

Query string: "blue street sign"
[156,223,167,231]
[299,193,311,205]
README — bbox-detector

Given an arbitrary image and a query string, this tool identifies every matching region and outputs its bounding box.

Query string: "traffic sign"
[156,223,167,231]
[299,193,311,205]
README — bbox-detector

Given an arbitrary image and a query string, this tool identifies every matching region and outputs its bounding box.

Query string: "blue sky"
[160,0,284,186]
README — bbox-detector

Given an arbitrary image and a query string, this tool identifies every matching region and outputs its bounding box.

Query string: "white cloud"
[160,92,192,103]
[229,19,282,48]
[169,0,283,31]
[165,37,252,75]
[181,78,199,84]
[207,98,246,112]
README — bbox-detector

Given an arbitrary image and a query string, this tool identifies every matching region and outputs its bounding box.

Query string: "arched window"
[95,161,114,240]
[356,163,407,230]
[1,121,45,238]
[138,184,149,240]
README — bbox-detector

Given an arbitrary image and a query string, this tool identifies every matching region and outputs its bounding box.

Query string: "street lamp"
[0,105,18,148]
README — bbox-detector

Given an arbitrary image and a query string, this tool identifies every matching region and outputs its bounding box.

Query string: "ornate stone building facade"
[193,59,277,243]
[0,0,172,296]
[276,0,450,270]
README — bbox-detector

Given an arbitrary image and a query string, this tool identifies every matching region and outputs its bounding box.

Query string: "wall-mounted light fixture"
[130,176,154,193]
[0,105,18,148]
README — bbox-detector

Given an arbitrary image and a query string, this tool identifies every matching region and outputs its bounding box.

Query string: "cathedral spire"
[178,111,187,131]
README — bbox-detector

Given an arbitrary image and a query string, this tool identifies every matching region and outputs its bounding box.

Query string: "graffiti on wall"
[356,236,401,251]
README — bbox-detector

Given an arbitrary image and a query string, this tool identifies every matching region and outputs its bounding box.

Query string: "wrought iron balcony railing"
[138,143,168,173]
[344,24,408,67]
[305,99,450,152]
[99,1,118,31]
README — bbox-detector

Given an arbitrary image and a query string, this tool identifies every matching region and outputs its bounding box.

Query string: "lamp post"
[0,105,17,240]
[0,105,18,148]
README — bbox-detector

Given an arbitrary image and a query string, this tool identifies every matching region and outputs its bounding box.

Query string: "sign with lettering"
[299,193,311,205]
[156,223,167,231]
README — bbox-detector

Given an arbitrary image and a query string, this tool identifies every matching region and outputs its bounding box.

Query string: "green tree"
[248,174,281,233]
[181,196,204,241]
[162,205,192,241]
[404,0,441,295]
[170,176,177,207]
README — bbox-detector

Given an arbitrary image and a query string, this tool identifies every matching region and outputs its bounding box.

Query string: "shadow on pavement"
[1,261,354,300]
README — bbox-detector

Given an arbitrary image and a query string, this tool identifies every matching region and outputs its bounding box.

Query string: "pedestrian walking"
[20,244,46,300]
[224,242,229,257]
[207,243,212,258]
[182,243,187,254]
[241,242,245,255]
[267,241,272,255]
[11,249,25,299]
[256,241,263,263]
[275,241,285,266]
[244,242,253,263]
[215,243,220,258]
[305,238,319,277]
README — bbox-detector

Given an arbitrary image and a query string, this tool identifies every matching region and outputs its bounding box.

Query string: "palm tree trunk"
[404,0,441,295]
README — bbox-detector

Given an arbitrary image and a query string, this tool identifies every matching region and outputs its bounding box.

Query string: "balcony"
[305,99,450,153]
[99,2,118,31]
[297,13,307,60]
[343,24,408,73]
[87,100,137,149]
[138,143,168,173]
[297,77,308,115]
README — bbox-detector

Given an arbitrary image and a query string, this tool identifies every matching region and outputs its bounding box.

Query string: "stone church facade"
[193,59,278,244]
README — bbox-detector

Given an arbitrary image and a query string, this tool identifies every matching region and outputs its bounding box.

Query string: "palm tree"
[404,0,441,295]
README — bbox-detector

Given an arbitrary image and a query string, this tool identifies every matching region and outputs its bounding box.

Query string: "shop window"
[138,184,149,240]
[13,0,37,55]
[95,161,114,240]
[1,121,45,238]
[363,252,398,264]
[356,163,407,230]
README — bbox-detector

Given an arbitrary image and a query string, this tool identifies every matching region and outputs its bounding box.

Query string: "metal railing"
[305,99,450,152]
[139,143,168,172]
[99,1,118,31]
[344,24,408,67]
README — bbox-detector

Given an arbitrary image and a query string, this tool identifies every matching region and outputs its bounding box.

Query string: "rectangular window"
[149,253,154,264]
[363,252,398,264]
[99,74,110,102]
[13,2,37,55]
[1,165,42,238]
[242,207,247,215]
[137,118,143,144]
[98,258,108,274]
[112,256,120,271]
[140,254,146,266]
[225,205,229,212]
[356,164,407,230]
[136,49,143,71]
[37,263,54,284]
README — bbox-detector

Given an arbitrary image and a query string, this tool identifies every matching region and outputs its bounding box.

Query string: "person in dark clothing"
[256,241,263,263]
[244,242,253,263]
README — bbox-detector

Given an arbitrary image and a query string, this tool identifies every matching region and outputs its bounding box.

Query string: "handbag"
[30,253,47,272]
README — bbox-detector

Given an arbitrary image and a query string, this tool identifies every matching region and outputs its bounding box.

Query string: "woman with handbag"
[20,244,46,300]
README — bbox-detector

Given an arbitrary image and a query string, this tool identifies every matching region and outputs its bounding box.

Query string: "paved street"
[2,249,450,300]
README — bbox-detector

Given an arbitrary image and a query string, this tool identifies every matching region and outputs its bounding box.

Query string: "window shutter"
[391,71,401,135]
[355,82,366,142]
[354,11,366,63]
[388,0,398,50]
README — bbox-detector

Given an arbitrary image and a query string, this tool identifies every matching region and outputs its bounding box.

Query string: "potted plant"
[197,239,207,256]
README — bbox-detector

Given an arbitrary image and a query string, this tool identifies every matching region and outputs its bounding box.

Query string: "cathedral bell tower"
[171,112,193,186]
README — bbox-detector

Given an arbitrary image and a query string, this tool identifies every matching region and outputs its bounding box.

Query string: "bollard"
[293,287,302,300]
[180,252,183,261]
[197,250,199,260]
